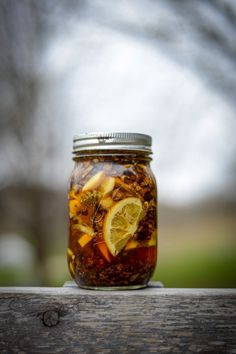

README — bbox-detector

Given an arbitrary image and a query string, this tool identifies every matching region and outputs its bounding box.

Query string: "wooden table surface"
[0,283,236,353]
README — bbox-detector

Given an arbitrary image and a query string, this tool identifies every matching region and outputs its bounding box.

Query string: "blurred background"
[0,0,236,287]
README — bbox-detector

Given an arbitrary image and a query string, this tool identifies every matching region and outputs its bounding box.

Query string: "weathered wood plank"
[0,286,236,354]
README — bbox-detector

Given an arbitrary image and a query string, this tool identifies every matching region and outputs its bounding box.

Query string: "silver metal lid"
[73,132,152,154]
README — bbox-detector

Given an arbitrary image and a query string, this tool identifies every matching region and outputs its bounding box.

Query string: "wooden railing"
[0,282,235,353]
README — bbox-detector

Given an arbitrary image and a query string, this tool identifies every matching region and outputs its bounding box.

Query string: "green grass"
[153,250,236,288]
[0,266,35,286]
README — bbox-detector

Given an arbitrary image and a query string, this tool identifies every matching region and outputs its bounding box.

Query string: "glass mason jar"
[67,132,157,289]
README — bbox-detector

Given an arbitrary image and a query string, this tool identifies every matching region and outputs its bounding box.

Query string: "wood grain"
[0,285,236,353]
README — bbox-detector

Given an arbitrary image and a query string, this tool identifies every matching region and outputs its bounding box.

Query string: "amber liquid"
[68,234,157,288]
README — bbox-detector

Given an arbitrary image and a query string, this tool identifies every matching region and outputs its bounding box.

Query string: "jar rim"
[73,132,152,154]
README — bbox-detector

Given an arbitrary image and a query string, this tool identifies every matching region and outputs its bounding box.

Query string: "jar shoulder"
[70,159,157,190]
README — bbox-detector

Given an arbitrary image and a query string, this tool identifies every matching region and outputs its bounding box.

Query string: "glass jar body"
[67,152,157,289]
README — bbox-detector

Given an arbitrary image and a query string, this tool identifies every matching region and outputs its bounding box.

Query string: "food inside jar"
[68,156,157,287]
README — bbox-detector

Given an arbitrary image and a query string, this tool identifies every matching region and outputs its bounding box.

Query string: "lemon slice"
[100,177,115,195]
[82,171,105,191]
[125,239,140,250]
[147,230,157,247]
[78,234,93,247]
[100,196,114,210]
[69,199,79,218]
[73,224,95,237]
[104,197,142,256]
[82,172,115,196]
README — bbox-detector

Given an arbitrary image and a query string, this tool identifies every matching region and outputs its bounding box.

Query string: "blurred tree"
[0,1,67,285]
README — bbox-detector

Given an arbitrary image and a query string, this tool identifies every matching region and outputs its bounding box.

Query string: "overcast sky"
[39,8,236,205]
[1,0,236,205]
